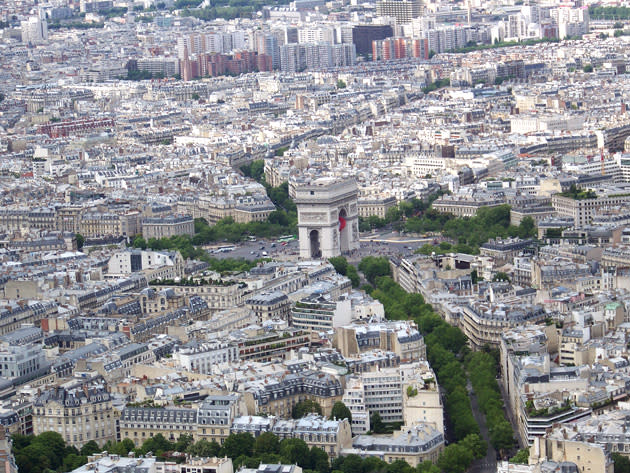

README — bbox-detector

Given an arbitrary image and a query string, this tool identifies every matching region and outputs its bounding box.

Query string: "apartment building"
[344,361,442,427]
[333,321,426,362]
[358,196,397,219]
[291,295,352,331]
[120,407,198,446]
[272,415,352,459]
[142,216,194,240]
[0,342,47,379]
[249,370,343,418]
[0,301,58,336]
[107,250,185,281]
[530,432,613,473]
[246,292,291,324]
[196,395,245,445]
[432,195,505,217]
[348,422,444,466]
[173,341,239,373]
[461,301,547,349]
[32,383,116,447]
[551,193,630,227]
[479,238,534,266]
[231,414,351,459]
[156,282,246,312]
[342,377,370,434]
[235,328,311,363]
[375,0,422,23]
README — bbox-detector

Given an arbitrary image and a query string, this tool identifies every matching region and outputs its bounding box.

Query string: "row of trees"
[130,186,296,258]
[357,256,391,285]
[412,206,536,255]
[366,276,487,473]
[13,431,333,473]
[589,5,630,19]
[358,193,444,232]
[467,352,515,453]
[333,454,441,473]
[328,256,360,287]
[12,432,89,473]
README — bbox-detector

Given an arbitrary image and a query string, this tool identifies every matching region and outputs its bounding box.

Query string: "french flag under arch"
[339,215,346,231]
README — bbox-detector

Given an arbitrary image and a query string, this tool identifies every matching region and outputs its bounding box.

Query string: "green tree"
[490,419,516,451]
[16,442,52,473]
[187,439,221,457]
[309,446,330,473]
[358,256,391,284]
[292,399,322,418]
[492,272,510,282]
[191,93,200,100]
[33,431,66,469]
[361,455,388,473]
[332,454,363,473]
[254,432,280,456]
[75,233,85,249]
[279,438,310,466]
[510,448,530,464]
[132,235,147,249]
[221,432,255,458]
[175,434,194,452]
[63,453,88,471]
[336,79,347,89]
[138,433,174,457]
[370,411,385,433]
[417,460,440,473]
[346,265,360,287]
[328,256,348,275]
[330,401,352,423]
[386,459,415,473]
[613,452,630,473]
[437,443,474,473]
[80,440,101,456]
[583,64,593,73]
[518,216,536,238]
[460,433,487,459]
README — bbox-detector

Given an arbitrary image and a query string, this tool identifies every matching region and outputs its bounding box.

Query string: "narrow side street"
[468,381,497,473]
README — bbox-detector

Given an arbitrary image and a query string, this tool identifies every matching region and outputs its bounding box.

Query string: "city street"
[206,233,436,262]
[468,380,498,473]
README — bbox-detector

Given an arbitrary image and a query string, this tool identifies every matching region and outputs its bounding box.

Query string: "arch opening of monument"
[339,207,349,253]
[310,229,321,259]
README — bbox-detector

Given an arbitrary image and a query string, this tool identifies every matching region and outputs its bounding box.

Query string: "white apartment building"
[21,15,48,44]
[347,361,443,427]
[107,249,185,280]
[173,341,239,373]
[342,377,371,434]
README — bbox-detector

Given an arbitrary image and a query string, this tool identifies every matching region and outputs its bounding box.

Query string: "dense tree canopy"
[358,256,391,285]
[292,399,323,418]
[330,401,352,423]
[329,256,360,287]
[409,206,536,254]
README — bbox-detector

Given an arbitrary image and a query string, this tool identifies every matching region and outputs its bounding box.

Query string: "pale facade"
[295,178,360,259]
[33,385,116,448]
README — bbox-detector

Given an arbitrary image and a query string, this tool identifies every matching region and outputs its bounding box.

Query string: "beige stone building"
[461,302,547,349]
[245,292,291,324]
[142,216,194,240]
[530,434,613,473]
[120,407,198,446]
[156,282,245,312]
[32,383,117,447]
[551,193,630,227]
